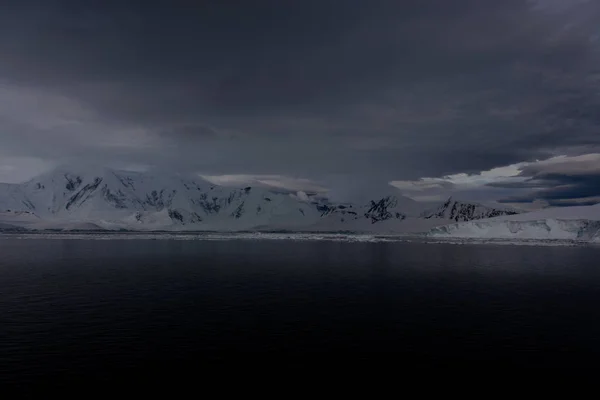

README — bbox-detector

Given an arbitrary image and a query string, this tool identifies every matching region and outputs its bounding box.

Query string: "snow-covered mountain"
[0,166,326,230]
[429,203,600,242]
[0,166,522,232]
[421,197,519,222]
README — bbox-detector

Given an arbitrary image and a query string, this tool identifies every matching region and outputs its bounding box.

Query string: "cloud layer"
[1,0,599,203]
[492,154,600,206]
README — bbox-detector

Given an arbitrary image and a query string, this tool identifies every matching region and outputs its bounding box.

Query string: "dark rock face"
[65,177,103,210]
[65,175,82,192]
[22,199,35,210]
[484,209,519,219]
[314,202,354,217]
[102,186,128,209]
[168,209,184,223]
[313,196,405,224]
[191,212,203,223]
[196,193,222,214]
[231,202,245,219]
[116,174,136,190]
[315,203,333,216]
[167,209,203,225]
[144,189,173,210]
[364,196,406,223]
[423,198,519,222]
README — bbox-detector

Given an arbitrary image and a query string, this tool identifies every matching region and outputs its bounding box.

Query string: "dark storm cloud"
[543,198,600,207]
[1,0,600,189]
[493,154,600,206]
[499,174,600,202]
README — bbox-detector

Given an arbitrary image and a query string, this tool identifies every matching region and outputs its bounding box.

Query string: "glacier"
[429,204,600,243]
[0,166,519,233]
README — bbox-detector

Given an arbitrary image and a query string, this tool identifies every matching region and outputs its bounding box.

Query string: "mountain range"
[0,166,521,232]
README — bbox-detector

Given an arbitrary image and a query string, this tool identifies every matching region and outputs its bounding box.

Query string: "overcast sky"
[1,0,599,205]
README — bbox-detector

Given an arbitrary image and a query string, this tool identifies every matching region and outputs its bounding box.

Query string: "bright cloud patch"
[390,154,600,206]
[200,174,328,194]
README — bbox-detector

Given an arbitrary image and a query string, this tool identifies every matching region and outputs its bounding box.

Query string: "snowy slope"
[1,166,325,231]
[0,183,32,211]
[0,167,522,232]
[429,204,600,242]
[0,210,38,231]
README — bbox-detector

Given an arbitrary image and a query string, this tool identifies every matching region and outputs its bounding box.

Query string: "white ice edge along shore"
[2,231,599,246]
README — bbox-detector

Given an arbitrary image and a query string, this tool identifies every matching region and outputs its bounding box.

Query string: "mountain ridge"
[0,167,521,232]
[421,196,520,222]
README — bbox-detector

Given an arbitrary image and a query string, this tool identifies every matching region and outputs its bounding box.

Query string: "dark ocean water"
[1,238,600,382]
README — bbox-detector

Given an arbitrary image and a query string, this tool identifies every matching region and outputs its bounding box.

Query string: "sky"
[1,0,599,206]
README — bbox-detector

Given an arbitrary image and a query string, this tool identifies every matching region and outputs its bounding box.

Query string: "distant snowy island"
[1,166,599,243]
